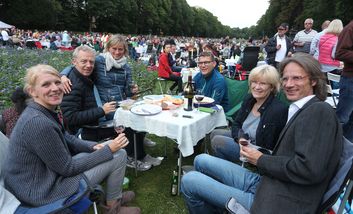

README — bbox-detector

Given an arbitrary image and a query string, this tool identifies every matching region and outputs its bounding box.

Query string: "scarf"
[100,52,127,74]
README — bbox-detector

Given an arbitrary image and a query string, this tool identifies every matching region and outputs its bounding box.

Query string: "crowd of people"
[1,17,353,214]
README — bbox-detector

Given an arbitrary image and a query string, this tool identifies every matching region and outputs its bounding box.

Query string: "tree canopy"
[0,0,352,39]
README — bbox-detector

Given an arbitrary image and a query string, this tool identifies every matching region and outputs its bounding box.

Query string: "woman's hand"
[102,102,116,114]
[240,146,263,166]
[61,75,72,94]
[108,133,129,152]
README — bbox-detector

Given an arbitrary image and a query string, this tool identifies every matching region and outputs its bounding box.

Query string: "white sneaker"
[142,154,163,166]
[126,157,152,171]
[143,138,156,147]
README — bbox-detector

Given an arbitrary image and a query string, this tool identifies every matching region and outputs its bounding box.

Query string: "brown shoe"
[117,206,141,214]
[101,199,140,214]
[121,191,135,205]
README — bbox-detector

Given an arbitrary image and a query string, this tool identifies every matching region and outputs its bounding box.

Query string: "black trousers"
[165,74,183,93]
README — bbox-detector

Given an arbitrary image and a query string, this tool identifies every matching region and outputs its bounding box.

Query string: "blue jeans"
[336,76,353,142]
[181,154,261,213]
[210,129,240,162]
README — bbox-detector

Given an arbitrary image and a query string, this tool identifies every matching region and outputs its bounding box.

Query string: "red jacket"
[158,52,173,78]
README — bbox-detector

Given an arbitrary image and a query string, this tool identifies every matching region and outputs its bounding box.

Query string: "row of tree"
[0,0,352,39]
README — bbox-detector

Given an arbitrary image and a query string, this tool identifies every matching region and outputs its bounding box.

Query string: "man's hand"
[93,143,105,150]
[240,146,263,166]
[108,133,129,152]
[102,102,116,114]
[61,75,72,94]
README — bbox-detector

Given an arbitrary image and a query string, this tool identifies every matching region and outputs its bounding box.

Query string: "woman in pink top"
[318,19,344,73]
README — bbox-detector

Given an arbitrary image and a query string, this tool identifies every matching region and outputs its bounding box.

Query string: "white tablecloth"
[114,103,227,157]
[181,68,200,83]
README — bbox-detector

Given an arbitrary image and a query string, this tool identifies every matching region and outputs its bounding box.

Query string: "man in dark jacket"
[335,20,353,142]
[61,45,116,141]
[265,23,293,68]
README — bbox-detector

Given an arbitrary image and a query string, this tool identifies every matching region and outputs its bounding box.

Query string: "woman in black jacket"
[210,64,288,162]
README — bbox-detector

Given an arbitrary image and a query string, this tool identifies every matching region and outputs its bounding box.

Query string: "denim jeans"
[210,129,240,162]
[181,154,261,213]
[336,76,353,142]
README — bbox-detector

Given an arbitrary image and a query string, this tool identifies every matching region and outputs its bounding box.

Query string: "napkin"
[199,107,216,114]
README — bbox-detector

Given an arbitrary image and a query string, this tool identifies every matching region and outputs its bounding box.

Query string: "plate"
[143,95,164,101]
[130,104,162,116]
[193,96,215,107]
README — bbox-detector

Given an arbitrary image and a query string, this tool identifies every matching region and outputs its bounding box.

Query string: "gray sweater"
[3,101,113,206]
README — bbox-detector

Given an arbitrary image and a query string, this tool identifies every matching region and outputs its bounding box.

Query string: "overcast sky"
[185,0,270,28]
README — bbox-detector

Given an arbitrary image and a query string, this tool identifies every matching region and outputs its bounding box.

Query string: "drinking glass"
[239,138,250,167]
[194,89,205,113]
[113,120,125,135]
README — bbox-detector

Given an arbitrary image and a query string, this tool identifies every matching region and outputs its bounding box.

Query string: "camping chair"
[317,137,353,214]
[234,47,260,80]
[327,72,341,108]
[225,77,249,124]
[25,41,37,49]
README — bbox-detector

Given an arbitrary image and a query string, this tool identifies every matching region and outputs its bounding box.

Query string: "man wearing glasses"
[293,18,318,53]
[265,23,293,68]
[193,51,229,111]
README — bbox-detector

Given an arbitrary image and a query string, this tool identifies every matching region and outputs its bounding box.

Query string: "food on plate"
[119,99,135,110]
[172,98,184,105]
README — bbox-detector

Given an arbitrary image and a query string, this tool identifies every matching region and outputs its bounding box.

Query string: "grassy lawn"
[0,48,200,213]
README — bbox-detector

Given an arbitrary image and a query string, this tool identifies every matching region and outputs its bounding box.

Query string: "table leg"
[177,150,182,196]
[134,133,137,177]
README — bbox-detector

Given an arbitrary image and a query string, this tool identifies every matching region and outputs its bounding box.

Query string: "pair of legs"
[78,149,127,203]
[164,74,183,93]
[336,76,353,142]
[181,154,260,213]
[210,129,240,162]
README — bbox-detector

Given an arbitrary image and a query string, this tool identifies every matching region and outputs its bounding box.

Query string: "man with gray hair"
[61,45,117,141]
[310,20,331,59]
[293,18,318,53]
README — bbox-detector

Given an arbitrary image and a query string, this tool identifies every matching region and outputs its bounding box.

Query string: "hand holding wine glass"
[238,129,250,167]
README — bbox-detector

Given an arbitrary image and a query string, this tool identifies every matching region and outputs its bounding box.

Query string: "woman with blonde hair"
[3,64,140,214]
[318,19,344,73]
[210,64,288,162]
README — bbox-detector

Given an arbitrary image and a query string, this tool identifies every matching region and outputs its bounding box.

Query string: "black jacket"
[61,68,105,134]
[231,94,288,150]
[265,35,293,66]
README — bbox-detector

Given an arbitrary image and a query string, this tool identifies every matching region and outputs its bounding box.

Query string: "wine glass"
[194,89,205,113]
[113,120,125,135]
[239,138,250,167]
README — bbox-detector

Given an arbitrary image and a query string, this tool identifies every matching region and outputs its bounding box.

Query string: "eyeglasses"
[250,81,270,87]
[197,61,212,66]
[281,75,309,83]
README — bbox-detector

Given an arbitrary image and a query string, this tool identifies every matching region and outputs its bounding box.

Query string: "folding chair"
[317,137,353,213]
[233,46,260,80]
[327,72,340,107]
[224,77,249,124]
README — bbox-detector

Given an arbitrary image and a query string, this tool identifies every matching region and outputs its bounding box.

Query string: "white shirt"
[286,95,315,123]
[1,30,9,41]
[275,35,287,62]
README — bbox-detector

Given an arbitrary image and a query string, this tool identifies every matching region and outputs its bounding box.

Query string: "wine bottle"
[183,70,194,111]
[171,170,178,196]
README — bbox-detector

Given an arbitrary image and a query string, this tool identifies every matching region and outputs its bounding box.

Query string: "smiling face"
[282,62,315,101]
[28,73,63,110]
[72,50,95,77]
[198,56,216,76]
[108,43,126,60]
[250,77,273,101]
